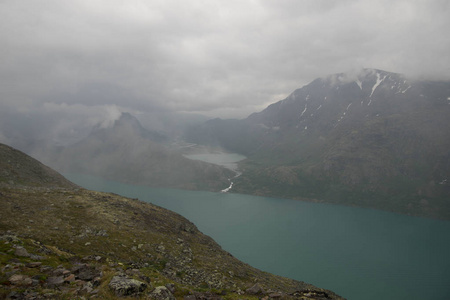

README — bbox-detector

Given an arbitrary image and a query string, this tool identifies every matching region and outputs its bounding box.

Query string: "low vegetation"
[0,143,344,299]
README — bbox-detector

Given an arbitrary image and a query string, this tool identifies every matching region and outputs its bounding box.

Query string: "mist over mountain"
[186,69,450,219]
[37,112,234,191]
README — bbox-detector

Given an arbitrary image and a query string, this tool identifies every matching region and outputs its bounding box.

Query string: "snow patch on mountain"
[369,73,386,97]
[401,85,411,93]
[300,104,308,118]
[356,79,362,90]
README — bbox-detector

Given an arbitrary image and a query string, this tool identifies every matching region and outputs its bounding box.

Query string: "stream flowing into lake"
[65,172,450,300]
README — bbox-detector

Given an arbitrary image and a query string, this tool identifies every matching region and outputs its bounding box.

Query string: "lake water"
[183,152,246,172]
[65,173,450,300]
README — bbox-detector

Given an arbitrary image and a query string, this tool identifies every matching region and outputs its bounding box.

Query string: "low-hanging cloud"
[1,0,450,147]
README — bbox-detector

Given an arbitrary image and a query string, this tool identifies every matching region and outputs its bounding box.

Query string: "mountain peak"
[321,68,405,87]
[91,112,167,143]
[117,111,136,122]
[113,112,144,130]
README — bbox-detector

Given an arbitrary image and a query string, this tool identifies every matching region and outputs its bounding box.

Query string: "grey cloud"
[1,0,450,147]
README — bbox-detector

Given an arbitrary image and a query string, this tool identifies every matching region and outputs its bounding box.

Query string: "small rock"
[14,247,30,257]
[91,288,99,295]
[246,283,265,295]
[81,281,94,294]
[64,274,76,283]
[269,292,283,298]
[26,262,42,268]
[40,265,53,273]
[31,279,40,286]
[188,292,223,300]
[165,283,176,294]
[9,274,32,286]
[47,276,65,287]
[52,268,67,276]
[7,291,19,299]
[92,276,102,287]
[96,229,108,237]
[30,254,46,260]
[125,268,141,276]
[75,265,100,281]
[149,286,175,300]
[109,275,147,296]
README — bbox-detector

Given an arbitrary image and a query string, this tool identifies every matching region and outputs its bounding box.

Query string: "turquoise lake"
[65,173,450,300]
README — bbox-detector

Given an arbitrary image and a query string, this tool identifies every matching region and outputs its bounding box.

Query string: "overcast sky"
[1,0,450,145]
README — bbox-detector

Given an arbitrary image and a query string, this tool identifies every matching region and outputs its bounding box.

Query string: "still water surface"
[65,173,450,300]
[183,152,246,172]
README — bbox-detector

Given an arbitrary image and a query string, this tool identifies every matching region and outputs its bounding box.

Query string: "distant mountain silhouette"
[46,112,234,191]
[90,112,168,143]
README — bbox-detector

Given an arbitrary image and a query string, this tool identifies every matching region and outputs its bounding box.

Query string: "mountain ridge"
[185,69,450,219]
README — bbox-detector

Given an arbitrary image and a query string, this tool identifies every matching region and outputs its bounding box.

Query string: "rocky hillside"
[186,69,450,220]
[0,143,344,299]
[36,113,234,192]
[0,143,76,189]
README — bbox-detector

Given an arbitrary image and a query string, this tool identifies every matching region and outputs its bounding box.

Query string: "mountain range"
[37,112,234,191]
[185,69,450,219]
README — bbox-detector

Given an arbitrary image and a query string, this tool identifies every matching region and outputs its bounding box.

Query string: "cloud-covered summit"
[1,0,450,149]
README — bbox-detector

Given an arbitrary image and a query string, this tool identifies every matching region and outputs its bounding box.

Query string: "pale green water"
[65,173,450,300]
[183,152,246,172]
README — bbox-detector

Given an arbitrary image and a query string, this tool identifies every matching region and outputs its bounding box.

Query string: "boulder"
[109,275,147,296]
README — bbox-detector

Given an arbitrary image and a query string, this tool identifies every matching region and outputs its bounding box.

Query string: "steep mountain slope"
[41,113,234,191]
[0,142,344,299]
[0,143,76,189]
[186,69,450,219]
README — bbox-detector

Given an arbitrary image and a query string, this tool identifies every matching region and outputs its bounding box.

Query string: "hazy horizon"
[1,0,450,148]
